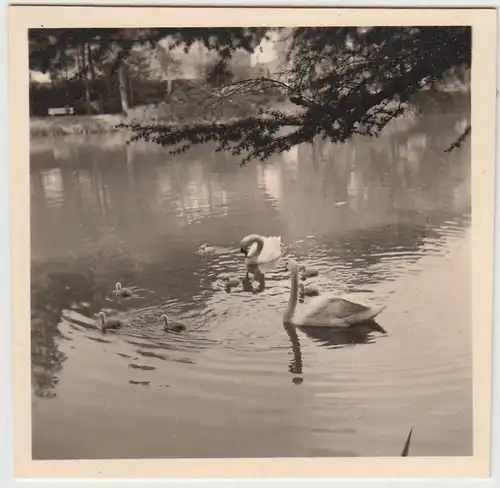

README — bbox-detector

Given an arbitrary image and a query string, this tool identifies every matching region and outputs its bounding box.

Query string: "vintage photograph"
[24,13,483,467]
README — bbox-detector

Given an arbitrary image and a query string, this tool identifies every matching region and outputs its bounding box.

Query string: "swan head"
[288,258,300,274]
[160,313,169,325]
[98,311,106,322]
[115,282,122,290]
[240,234,261,257]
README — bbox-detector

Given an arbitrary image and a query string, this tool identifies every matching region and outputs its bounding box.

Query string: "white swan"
[240,234,282,269]
[299,265,319,280]
[97,311,125,331]
[223,276,241,287]
[160,313,187,332]
[198,243,216,255]
[284,259,385,328]
[114,282,133,298]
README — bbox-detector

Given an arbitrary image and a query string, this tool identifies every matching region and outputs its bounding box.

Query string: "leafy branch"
[120,27,470,163]
[118,110,305,165]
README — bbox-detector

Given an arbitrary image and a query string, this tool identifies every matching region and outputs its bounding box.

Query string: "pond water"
[30,105,472,459]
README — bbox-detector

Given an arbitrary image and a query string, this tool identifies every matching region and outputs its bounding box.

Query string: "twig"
[206,77,294,105]
[204,76,317,111]
[401,427,413,457]
[444,124,471,152]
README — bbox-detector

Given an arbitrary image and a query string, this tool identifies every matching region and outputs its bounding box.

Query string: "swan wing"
[294,293,381,327]
[257,236,282,263]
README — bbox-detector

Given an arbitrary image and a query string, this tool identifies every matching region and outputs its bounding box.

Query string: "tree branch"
[116,27,470,164]
[206,77,294,106]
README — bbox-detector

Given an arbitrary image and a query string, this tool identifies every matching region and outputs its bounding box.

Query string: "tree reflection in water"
[30,263,105,398]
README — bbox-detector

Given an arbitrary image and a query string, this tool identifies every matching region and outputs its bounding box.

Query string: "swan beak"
[240,247,247,256]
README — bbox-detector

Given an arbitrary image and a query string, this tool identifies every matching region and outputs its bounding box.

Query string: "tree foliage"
[205,59,234,87]
[29,27,273,114]
[29,27,272,77]
[126,43,181,82]
[119,26,471,164]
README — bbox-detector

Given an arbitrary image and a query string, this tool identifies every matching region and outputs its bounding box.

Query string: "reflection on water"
[30,104,472,459]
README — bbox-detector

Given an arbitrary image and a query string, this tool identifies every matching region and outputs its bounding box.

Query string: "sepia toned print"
[10,5,496,479]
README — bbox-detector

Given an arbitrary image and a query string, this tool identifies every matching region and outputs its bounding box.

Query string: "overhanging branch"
[205,76,313,109]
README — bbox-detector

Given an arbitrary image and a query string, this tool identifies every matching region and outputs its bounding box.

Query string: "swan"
[299,283,320,297]
[240,234,282,269]
[223,276,241,287]
[97,311,124,331]
[283,258,385,328]
[114,282,133,298]
[198,243,216,255]
[160,313,187,332]
[299,265,319,280]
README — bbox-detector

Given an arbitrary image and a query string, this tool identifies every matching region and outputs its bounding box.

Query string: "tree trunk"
[87,42,103,114]
[81,43,92,115]
[87,43,96,82]
[75,47,82,74]
[117,62,130,114]
[129,77,134,107]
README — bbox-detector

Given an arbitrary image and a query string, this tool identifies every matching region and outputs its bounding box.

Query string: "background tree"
[205,59,234,87]
[153,44,182,94]
[29,27,271,114]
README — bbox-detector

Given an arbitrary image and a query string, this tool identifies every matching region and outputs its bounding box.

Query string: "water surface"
[31,107,472,459]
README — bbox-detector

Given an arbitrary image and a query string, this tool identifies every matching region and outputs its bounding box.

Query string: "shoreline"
[30,113,128,138]
[30,96,293,139]
[29,109,295,139]
[30,90,469,139]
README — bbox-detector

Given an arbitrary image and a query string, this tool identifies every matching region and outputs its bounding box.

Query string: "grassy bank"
[31,90,289,138]
[30,114,127,138]
[29,106,284,138]
[29,107,279,138]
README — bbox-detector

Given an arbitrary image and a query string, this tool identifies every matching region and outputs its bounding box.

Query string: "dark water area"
[30,102,472,459]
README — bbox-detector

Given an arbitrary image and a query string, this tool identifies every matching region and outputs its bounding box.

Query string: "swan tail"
[369,321,387,334]
[345,306,385,325]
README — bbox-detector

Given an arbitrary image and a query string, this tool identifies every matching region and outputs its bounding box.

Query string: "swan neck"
[256,237,264,253]
[284,269,299,323]
[248,236,264,258]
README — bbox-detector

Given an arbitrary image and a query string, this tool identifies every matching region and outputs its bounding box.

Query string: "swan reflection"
[283,323,303,377]
[241,272,266,293]
[283,320,386,383]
